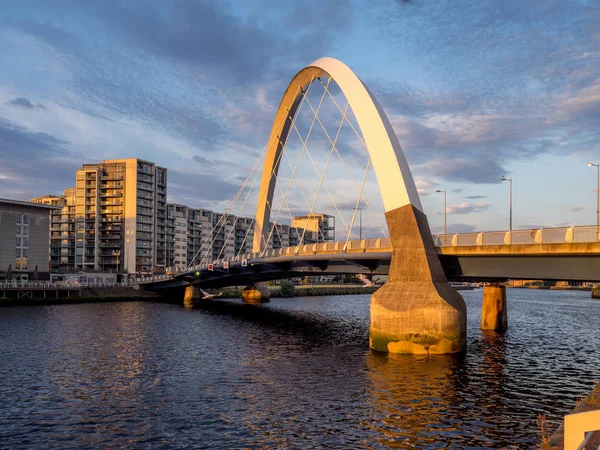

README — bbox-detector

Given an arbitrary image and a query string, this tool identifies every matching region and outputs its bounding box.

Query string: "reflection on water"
[0,289,599,449]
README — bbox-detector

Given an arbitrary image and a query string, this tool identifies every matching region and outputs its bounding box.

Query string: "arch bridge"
[140,58,600,355]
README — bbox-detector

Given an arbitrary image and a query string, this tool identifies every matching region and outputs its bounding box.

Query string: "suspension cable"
[345,157,371,249]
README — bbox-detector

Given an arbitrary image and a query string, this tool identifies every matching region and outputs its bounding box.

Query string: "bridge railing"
[435,225,600,247]
[509,230,537,245]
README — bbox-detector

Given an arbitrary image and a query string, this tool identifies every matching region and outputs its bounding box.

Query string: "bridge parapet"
[434,225,600,247]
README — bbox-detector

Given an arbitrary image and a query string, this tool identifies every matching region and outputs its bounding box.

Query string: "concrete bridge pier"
[183,285,195,308]
[481,284,508,331]
[242,283,270,304]
[370,205,467,354]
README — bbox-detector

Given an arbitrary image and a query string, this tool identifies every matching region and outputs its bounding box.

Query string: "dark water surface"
[1,289,599,449]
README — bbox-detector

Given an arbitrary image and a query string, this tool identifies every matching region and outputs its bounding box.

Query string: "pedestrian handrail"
[564,409,600,450]
[0,281,130,289]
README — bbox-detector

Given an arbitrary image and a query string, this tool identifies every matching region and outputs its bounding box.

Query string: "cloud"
[414,175,439,195]
[7,97,36,109]
[464,195,487,199]
[167,168,242,209]
[0,118,78,197]
[415,158,506,184]
[446,202,491,215]
[192,155,214,168]
[569,205,585,213]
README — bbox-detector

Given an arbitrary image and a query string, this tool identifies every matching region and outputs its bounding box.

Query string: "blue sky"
[0,0,598,236]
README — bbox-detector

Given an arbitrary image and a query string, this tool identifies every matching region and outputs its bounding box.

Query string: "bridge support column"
[183,285,195,308]
[481,284,507,331]
[242,283,270,304]
[370,205,467,354]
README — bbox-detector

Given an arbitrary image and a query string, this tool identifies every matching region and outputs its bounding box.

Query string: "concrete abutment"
[183,285,195,308]
[242,283,270,304]
[481,284,508,332]
[370,204,467,354]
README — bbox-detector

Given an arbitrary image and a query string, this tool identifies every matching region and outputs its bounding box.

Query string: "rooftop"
[0,198,61,210]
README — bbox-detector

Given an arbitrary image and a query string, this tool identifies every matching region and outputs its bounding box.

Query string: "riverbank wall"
[509,285,592,291]
[546,382,600,449]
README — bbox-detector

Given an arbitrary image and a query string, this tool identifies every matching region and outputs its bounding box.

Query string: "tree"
[280,280,296,297]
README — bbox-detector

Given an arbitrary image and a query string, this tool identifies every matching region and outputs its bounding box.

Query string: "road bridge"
[139,226,600,290]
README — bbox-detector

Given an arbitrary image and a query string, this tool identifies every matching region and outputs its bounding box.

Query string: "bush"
[280,280,296,297]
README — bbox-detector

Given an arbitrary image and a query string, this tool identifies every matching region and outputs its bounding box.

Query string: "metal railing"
[134,225,600,284]
[0,281,130,289]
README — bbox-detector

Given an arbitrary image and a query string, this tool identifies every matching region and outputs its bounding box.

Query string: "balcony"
[100,200,122,206]
[100,244,121,250]
[100,182,122,189]
[137,183,153,192]
[100,192,123,198]
[101,174,123,181]
[100,234,121,240]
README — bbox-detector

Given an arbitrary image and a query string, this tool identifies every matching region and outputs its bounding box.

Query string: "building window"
[16,213,29,270]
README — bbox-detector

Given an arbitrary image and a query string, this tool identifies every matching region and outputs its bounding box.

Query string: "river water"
[0,288,598,449]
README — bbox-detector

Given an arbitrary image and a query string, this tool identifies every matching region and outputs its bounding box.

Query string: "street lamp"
[435,189,447,234]
[354,206,363,240]
[500,176,513,231]
[587,162,599,227]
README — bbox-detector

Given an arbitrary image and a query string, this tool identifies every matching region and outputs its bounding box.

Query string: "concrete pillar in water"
[370,205,467,354]
[183,285,195,308]
[242,283,270,304]
[481,284,508,331]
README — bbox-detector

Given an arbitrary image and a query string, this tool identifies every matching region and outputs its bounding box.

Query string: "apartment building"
[0,198,57,281]
[31,188,77,272]
[32,158,167,275]
[166,204,215,270]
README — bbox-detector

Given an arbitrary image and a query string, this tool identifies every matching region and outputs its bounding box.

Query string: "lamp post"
[354,206,363,240]
[435,189,447,234]
[587,162,599,227]
[501,176,513,231]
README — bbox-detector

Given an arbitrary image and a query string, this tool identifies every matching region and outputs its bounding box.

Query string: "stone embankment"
[543,382,600,449]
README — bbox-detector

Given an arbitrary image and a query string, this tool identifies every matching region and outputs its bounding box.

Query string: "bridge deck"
[135,237,600,290]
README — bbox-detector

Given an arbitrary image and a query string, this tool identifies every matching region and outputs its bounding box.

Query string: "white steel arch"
[253,57,422,252]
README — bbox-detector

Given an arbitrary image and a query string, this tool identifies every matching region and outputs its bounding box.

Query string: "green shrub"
[280,280,296,297]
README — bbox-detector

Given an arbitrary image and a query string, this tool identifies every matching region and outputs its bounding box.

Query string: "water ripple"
[0,289,598,448]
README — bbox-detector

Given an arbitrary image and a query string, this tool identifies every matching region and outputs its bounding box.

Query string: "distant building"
[0,198,58,281]
[291,214,335,242]
[165,204,323,269]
